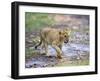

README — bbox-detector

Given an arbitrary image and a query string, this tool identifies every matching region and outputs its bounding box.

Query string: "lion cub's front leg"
[52,44,62,59]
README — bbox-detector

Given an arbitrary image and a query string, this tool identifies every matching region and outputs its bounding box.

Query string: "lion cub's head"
[59,29,71,43]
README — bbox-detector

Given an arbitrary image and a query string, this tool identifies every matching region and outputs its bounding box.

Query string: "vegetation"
[56,59,89,67]
[25,12,55,32]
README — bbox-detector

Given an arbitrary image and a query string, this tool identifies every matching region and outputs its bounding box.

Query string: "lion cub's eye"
[64,35,67,37]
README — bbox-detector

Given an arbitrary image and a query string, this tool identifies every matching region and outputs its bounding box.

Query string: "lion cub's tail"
[35,37,42,49]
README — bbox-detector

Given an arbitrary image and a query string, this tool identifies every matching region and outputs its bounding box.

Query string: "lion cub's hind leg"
[44,43,50,57]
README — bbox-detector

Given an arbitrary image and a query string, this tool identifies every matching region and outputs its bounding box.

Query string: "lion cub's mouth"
[64,40,69,43]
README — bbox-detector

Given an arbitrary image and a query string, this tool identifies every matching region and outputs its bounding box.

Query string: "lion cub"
[35,27,70,59]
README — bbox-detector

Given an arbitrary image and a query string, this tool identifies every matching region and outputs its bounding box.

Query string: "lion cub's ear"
[68,30,71,36]
[59,30,63,35]
[64,29,71,35]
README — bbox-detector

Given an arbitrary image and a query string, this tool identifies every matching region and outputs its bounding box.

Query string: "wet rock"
[50,59,54,62]
[33,63,40,68]
[25,65,33,68]
[51,64,54,67]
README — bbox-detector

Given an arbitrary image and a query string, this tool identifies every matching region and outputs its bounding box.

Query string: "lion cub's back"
[41,27,60,41]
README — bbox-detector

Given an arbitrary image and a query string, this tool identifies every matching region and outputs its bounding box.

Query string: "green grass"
[25,12,55,32]
[56,60,89,67]
[25,48,39,59]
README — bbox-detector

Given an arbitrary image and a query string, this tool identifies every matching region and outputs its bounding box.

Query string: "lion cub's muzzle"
[64,38,69,43]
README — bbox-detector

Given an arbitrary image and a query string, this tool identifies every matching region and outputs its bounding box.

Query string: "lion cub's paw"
[57,55,62,59]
